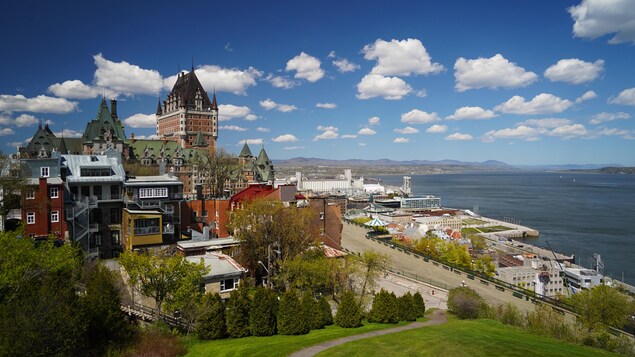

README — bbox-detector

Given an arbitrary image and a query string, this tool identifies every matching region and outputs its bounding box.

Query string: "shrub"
[335,290,362,328]
[318,296,333,327]
[123,323,186,357]
[397,292,418,322]
[495,303,524,327]
[195,293,226,340]
[249,287,278,336]
[278,290,309,335]
[526,304,578,343]
[412,291,426,318]
[447,287,491,319]
[226,285,251,338]
[301,290,322,330]
[368,289,398,324]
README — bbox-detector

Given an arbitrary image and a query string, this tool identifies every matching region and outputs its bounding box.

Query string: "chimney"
[110,99,118,120]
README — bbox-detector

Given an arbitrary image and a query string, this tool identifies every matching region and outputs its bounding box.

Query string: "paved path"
[289,310,447,357]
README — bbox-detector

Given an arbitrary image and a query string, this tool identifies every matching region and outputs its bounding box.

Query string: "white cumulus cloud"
[332,58,360,73]
[265,74,297,89]
[454,54,538,92]
[257,127,270,132]
[272,134,298,142]
[124,113,157,128]
[356,74,412,100]
[589,112,630,124]
[0,114,40,127]
[368,116,380,125]
[316,102,336,109]
[286,52,325,82]
[218,104,255,121]
[47,79,105,99]
[284,146,306,150]
[165,66,262,96]
[609,88,635,106]
[445,133,473,141]
[259,99,297,112]
[0,94,78,114]
[239,138,264,145]
[401,109,440,124]
[544,59,604,84]
[495,93,573,115]
[53,129,83,138]
[569,0,635,44]
[446,106,497,120]
[317,125,338,132]
[358,128,377,135]
[0,128,15,136]
[548,124,588,139]
[362,38,444,76]
[394,126,419,134]
[576,90,597,103]
[219,125,247,131]
[313,130,339,141]
[341,134,357,139]
[483,126,540,142]
[517,118,573,129]
[426,124,448,133]
[93,53,164,96]
[393,137,410,143]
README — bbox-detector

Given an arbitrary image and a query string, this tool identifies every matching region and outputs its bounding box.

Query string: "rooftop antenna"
[191,56,194,72]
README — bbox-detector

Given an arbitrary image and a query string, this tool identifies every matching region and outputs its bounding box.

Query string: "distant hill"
[517,163,623,171]
[571,166,635,174]
[274,157,513,168]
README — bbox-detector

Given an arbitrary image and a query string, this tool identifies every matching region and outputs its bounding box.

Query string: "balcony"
[134,226,160,236]
[89,223,99,232]
[163,225,175,234]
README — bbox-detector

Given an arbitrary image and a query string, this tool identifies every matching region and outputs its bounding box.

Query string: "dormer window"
[40,167,49,178]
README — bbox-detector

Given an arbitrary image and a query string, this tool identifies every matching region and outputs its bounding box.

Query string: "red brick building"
[22,176,66,240]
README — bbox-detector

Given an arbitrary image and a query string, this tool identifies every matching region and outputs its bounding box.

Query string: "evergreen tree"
[277,290,309,335]
[301,290,322,330]
[249,287,278,336]
[397,292,418,322]
[334,290,362,328]
[412,291,426,318]
[318,296,334,327]
[195,293,226,340]
[226,285,251,338]
[368,289,398,324]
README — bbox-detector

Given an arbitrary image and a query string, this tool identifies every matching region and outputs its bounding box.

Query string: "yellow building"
[122,209,164,250]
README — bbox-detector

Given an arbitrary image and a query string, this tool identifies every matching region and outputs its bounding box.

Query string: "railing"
[134,226,160,235]
[163,225,175,234]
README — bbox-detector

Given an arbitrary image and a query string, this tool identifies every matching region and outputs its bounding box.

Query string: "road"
[342,222,538,313]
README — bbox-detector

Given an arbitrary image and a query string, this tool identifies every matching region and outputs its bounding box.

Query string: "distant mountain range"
[274,157,512,168]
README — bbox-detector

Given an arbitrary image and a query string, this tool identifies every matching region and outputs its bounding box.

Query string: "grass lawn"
[461,218,486,225]
[462,226,512,235]
[186,320,414,357]
[317,318,617,357]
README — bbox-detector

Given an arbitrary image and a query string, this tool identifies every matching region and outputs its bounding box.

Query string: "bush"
[447,287,491,319]
[226,285,251,338]
[412,291,426,318]
[495,303,524,327]
[278,290,309,335]
[368,289,398,324]
[122,324,186,357]
[397,292,418,322]
[526,304,578,343]
[335,290,362,328]
[195,293,226,340]
[249,287,278,336]
[318,296,333,327]
[301,290,322,330]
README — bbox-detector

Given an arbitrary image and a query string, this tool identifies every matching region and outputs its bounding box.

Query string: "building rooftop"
[125,174,181,185]
[186,252,247,279]
[62,154,125,183]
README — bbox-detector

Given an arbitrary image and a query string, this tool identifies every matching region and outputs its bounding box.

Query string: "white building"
[399,195,441,209]
[563,267,603,290]
[414,215,462,231]
[295,169,364,194]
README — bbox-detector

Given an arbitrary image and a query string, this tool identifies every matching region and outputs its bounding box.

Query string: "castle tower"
[156,67,218,157]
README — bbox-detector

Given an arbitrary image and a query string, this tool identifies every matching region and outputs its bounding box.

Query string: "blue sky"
[1,0,635,165]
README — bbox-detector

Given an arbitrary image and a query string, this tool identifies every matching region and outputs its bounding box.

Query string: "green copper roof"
[193,130,208,147]
[83,98,126,143]
[239,143,253,157]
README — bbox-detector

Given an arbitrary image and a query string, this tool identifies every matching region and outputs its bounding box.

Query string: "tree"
[278,290,309,335]
[0,154,26,231]
[368,289,398,324]
[572,284,632,332]
[335,290,362,328]
[196,293,226,340]
[119,250,207,318]
[163,263,206,336]
[249,287,278,336]
[318,296,333,327]
[447,286,491,319]
[412,292,426,318]
[228,198,320,284]
[226,284,252,338]
[469,234,487,251]
[352,251,389,307]
[281,249,339,296]
[397,292,418,322]
[301,290,322,330]
[199,148,238,198]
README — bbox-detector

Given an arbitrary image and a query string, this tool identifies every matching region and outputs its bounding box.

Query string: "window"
[94,233,102,247]
[110,208,121,224]
[80,168,112,176]
[139,187,168,198]
[134,218,160,235]
[26,190,35,199]
[220,278,238,292]
[51,211,59,223]
[93,186,102,200]
[50,187,59,198]
[27,212,35,224]
[202,210,208,217]
[110,185,119,198]
[111,231,120,245]
[41,167,49,178]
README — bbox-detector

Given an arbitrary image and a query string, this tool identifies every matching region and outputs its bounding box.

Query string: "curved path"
[288,310,448,357]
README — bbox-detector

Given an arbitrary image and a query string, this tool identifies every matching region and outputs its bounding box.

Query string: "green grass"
[461,218,486,225]
[462,226,512,234]
[185,320,412,357]
[316,318,618,357]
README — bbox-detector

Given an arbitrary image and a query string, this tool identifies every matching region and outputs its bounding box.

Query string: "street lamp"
[257,260,270,288]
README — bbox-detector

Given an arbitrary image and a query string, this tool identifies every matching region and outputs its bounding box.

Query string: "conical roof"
[239,142,253,157]
[168,70,212,109]
[193,129,208,147]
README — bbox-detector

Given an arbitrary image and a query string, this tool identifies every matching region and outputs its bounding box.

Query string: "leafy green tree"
[0,155,26,230]
[495,303,524,327]
[318,296,333,327]
[278,290,309,335]
[199,148,238,199]
[226,284,252,338]
[412,291,426,318]
[352,251,389,307]
[572,284,632,332]
[119,250,207,317]
[249,287,278,336]
[301,290,322,330]
[397,292,418,322]
[228,198,320,284]
[335,290,362,328]
[163,264,205,336]
[368,289,398,324]
[195,293,226,340]
[447,286,491,319]
[82,262,136,354]
[281,249,338,296]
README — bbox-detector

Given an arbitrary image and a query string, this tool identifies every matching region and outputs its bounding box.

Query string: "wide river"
[378,172,635,286]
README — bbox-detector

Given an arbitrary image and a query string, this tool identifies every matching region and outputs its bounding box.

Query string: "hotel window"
[41,167,49,178]
[27,212,35,224]
[50,187,59,198]
[51,211,59,223]
[26,190,35,199]
[220,278,238,292]
[139,187,168,198]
